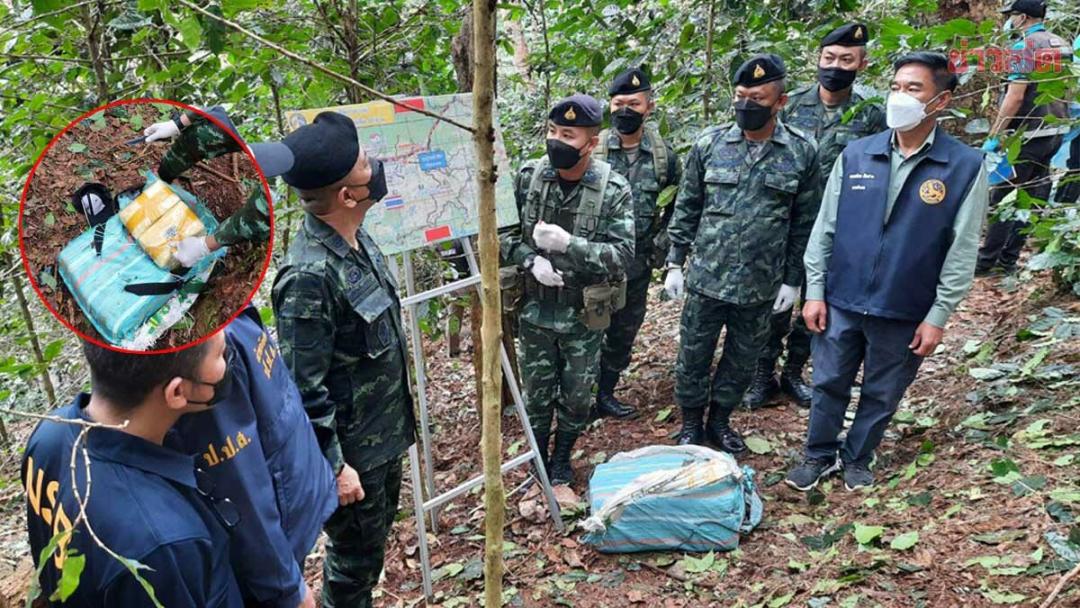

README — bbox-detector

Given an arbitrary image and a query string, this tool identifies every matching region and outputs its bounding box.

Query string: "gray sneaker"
[843,462,874,491]
[785,456,841,492]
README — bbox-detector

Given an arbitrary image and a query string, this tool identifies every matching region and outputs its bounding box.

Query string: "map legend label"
[418,150,448,172]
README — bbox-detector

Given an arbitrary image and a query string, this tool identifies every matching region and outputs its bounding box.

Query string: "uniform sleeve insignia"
[919,179,946,205]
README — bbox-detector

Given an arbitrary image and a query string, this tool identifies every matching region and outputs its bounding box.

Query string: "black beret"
[733,54,786,87]
[821,23,869,47]
[1000,0,1045,18]
[608,67,651,96]
[281,111,360,190]
[548,94,602,127]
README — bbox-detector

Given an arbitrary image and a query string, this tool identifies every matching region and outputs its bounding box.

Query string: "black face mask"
[185,344,235,408]
[612,108,645,134]
[818,66,858,92]
[364,159,388,203]
[733,99,774,131]
[546,138,585,170]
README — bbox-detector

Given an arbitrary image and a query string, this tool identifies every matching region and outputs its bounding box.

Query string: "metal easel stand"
[396,239,564,601]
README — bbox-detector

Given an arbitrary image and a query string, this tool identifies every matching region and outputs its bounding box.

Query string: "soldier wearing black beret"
[591,68,683,420]
[272,110,415,607]
[665,53,820,453]
[500,95,635,486]
[745,26,887,410]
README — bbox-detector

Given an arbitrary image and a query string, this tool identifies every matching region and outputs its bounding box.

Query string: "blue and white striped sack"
[582,445,763,553]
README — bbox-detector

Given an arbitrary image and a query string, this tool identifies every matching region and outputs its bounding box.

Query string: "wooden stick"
[1039,562,1080,608]
[176,0,475,134]
[195,162,240,185]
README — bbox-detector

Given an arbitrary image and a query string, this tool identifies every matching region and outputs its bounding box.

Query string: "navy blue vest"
[826,129,982,322]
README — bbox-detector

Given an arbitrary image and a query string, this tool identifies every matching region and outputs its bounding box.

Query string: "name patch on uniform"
[919,179,946,205]
[848,172,876,180]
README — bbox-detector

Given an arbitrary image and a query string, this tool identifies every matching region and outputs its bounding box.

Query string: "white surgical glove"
[533,221,572,253]
[664,265,684,300]
[175,236,211,267]
[772,284,798,312]
[144,119,181,143]
[530,255,564,287]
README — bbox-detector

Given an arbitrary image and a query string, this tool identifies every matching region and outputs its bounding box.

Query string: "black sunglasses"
[195,467,241,529]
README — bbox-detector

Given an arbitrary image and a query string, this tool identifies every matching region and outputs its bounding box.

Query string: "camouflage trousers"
[519,318,603,436]
[762,283,811,369]
[599,269,651,381]
[321,456,403,608]
[675,291,772,414]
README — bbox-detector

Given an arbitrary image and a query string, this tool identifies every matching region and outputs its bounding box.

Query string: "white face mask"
[886,91,943,132]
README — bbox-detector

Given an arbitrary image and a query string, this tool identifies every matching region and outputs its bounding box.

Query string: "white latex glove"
[530,255,564,287]
[772,284,798,312]
[175,236,210,267]
[144,119,181,143]
[533,221,572,253]
[664,266,684,300]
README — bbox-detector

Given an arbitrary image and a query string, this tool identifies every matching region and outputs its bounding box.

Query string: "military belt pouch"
[580,280,625,331]
[524,274,584,308]
[499,266,524,313]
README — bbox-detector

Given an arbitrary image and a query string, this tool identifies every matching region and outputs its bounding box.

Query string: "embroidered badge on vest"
[919,179,946,205]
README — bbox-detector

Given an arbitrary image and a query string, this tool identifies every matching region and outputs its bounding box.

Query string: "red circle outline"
[17,98,276,355]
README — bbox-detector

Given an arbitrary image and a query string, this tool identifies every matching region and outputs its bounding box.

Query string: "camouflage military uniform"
[501,158,634,440]
[158,112,271,247]
[595,128,682,394]
[667,121,819,426]
[760,86,886,373]
[272,213,416,608]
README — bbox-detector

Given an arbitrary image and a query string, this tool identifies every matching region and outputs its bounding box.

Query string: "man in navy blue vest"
[169,306,338,608]
[24,336,245,607]
[786,52,989,492]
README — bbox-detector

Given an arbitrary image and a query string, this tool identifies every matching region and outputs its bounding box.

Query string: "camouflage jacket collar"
[796,85,865,110]
[604,127,656,153]
[538,158,607,191]
[303,212,356,259]
[722,120,794,146]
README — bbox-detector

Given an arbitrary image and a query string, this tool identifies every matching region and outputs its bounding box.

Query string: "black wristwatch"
[170,110,185,132]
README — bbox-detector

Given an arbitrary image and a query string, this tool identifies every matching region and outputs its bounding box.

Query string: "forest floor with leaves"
[0,266,1076,607]
[356,267,1080,608]
[20,102,267,349]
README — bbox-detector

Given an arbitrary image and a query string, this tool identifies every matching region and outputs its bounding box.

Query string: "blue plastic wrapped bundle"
[582,445,763,553]
[57,174,224,347]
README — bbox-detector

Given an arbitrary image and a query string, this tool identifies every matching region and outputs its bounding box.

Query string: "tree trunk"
[8,271,56,407]
[82,1,111,103]
[703,0,716,122]
[472,0,504,605]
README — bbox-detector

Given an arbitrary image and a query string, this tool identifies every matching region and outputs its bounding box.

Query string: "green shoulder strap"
[524,157,551,246]
[595,129,611,164]
[572,159,612,239]
[644,124,669,188]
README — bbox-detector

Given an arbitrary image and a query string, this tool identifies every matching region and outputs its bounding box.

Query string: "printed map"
[284,94,518,254]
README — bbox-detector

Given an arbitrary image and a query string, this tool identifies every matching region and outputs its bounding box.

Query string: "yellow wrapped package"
[118,179,183,239]
[138,202,206,270]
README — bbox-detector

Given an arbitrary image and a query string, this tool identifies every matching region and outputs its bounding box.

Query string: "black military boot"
[676,408,706,446]
[779,359,812,408]
[547,430,578,486]
[742,359,780,410]
[706,409,747,454]
[595,369,638,419]
[534,431,551,468]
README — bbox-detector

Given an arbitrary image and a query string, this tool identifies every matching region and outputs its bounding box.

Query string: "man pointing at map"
[272,111,416,607]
